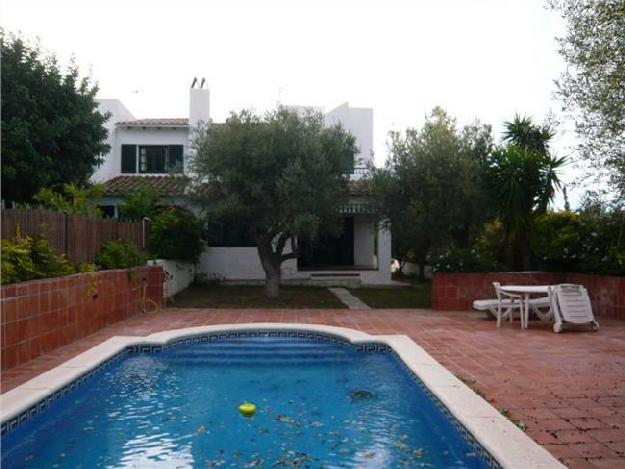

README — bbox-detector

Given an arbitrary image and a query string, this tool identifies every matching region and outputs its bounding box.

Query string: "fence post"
[64,213,69,257]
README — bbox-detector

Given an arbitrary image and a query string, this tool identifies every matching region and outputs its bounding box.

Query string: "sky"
[2,0,586,206]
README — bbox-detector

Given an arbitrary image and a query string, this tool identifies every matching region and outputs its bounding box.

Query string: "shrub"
[1,233,76,284]
[95,241,148,270]
[532,209,625,275]
[33,183,104,218]
[431,246,504,273]
[149,207,203,261]
[532,211,583,272]
[118,183,162,221]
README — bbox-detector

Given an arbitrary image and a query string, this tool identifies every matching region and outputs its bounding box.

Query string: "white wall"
[368,223,392,284]
[197,247,299,280]
[92,99,136,182]
[325,103,373,167]
[149,259,195,297]
[189,87,210,129]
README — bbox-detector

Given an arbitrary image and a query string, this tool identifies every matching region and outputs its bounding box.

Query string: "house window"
[121,145,183,174]
[121,145,137,173]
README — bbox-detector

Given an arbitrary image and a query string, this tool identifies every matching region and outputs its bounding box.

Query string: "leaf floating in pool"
[413,448,424,458]
[196,425,206,433]
[349,390,376,401]
[244,459,264,467]
[205,459,226,467]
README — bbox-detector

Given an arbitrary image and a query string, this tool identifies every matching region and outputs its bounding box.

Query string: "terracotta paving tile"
[569,418,610,430]
[571,442,621,459]
[561,458,604,469]
[554,407,596,419]
[588,429,625,443]
[605,440,625,456]
[589,458,625,469]
[1,308,625,466]
[529,418,576,431]
[554,430,597,444]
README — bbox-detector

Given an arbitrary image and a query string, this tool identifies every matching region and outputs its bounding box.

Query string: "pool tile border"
[0,323,564,469]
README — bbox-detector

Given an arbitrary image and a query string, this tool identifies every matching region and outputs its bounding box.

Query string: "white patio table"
[499,285,551,329]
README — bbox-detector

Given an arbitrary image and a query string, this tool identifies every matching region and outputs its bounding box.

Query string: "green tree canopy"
[549,0,625,202]
[372,107,493,281]
[1,31,109,203]
[190,107,357,297]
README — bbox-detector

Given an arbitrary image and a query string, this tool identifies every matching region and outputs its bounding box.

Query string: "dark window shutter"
[168,145,184,172]
[121,145,137,173]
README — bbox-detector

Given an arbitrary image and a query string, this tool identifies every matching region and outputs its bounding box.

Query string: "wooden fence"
[1,209,147,263]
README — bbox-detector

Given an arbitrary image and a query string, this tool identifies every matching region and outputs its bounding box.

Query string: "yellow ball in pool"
[239,402,256,417]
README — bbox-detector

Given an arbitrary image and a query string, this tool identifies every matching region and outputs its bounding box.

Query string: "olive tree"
[191,107,356,297]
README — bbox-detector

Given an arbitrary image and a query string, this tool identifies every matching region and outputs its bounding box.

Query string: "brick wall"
[0,266,164,371]
[432,271,625,320]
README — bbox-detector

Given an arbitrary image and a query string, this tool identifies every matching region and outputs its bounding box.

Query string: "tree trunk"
[265,273,280,298]
[257,240,281,298]
[417,251,426,283]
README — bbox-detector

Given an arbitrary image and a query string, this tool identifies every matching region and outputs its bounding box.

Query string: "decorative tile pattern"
[388,350,501,468]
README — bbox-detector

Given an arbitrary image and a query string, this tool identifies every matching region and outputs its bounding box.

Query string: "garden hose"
[142,277,160,314]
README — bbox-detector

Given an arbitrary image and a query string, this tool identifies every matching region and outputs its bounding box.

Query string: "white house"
[94,79,392,285]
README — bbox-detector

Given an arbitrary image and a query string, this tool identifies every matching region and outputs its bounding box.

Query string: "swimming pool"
[0,324,564,468]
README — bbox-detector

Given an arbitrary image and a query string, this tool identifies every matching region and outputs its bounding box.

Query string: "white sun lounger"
[549,284,599,333]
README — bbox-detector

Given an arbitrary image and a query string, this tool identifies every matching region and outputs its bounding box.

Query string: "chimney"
[189,77,210,129]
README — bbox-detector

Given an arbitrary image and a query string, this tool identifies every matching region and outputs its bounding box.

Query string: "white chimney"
[189,77,210,129]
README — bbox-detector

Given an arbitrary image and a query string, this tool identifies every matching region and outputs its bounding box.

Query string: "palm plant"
[488,116,565,269]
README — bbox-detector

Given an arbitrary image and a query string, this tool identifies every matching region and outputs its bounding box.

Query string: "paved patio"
[2,308,625,468]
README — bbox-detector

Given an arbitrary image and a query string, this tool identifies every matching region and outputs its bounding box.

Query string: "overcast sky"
[2,0,585,206]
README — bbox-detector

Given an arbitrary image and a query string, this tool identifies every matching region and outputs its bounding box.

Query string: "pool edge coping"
[0,322,564,469]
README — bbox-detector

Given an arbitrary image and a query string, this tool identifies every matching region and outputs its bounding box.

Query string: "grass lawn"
[172,284,347,309]
[349,283,432,308]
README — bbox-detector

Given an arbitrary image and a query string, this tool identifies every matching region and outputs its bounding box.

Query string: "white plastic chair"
[549,284,599,333]
[493,282,524,327]
[473,282,524,327]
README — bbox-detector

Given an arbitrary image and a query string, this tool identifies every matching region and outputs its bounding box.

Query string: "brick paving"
[2,308,625,468]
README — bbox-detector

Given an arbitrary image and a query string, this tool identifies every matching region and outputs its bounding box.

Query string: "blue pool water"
[2,336,490,468]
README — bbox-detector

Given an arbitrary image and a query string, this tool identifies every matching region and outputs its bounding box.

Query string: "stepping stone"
[328,287,370,310]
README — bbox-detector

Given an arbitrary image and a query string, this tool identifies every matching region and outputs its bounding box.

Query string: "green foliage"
[191,107,356,297]
[149,208,203,262]
[1,233,76,284]
[372,107,493,280]
[431,246,503,273]
[33,183,104,217]
[118,183,162,221]
[95,241,148,270]
[486,116,565,269]
[1,30,109,203]
[532,206,625,276]
[532,211,583,272]
[549,0,625,201]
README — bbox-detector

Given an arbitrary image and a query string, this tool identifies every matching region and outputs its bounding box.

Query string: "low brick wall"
[1,266,164,371]
[432,271,624,320]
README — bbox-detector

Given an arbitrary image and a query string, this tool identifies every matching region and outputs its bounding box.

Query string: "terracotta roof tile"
[103,176,370,197]
[103,175,189,196]
[116,118,189,127]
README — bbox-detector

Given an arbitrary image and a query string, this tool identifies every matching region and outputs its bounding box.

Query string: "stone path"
[2,309,625,468]
[328,287,371,309]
